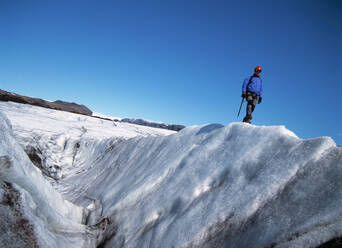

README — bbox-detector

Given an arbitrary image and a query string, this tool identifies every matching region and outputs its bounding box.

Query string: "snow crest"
[58,123,341,248]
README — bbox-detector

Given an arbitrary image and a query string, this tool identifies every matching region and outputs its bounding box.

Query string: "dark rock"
[0,89,92,116]
[25,145,61,180]
[53,100,92,116]
[120,118,185,132]
[0,181,39,248]
[92,115,114,122]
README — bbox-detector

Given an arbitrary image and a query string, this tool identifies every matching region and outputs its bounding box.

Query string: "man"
[241,66,263,124]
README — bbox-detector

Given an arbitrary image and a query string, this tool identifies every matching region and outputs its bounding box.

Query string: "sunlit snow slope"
[0,101,341,248]
[0,102,174,181]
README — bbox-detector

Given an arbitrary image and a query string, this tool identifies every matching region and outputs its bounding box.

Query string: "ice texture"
[0,101,341,248]
[0,112,96,247]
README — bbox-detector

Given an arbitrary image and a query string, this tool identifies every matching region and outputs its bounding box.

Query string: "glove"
[241,93,246,99]
[258,97,262,104]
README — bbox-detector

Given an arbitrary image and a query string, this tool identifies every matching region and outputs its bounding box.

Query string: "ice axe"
[237,98,244,117]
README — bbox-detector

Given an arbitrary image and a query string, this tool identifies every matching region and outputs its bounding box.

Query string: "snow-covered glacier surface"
[0,101,341,248]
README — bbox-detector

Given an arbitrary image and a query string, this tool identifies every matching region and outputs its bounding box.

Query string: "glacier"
[0,101,341,248]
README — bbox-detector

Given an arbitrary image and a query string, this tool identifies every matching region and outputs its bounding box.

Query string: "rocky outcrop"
[53,100,92,116]
[0,89,92,116]
[120,118,185,131]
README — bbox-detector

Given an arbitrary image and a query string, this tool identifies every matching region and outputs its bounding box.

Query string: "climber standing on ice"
[241,66,263,124]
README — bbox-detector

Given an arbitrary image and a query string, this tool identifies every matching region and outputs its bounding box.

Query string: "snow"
[0,101,341,248]
[0,102,174,180]
[0,112,94,247]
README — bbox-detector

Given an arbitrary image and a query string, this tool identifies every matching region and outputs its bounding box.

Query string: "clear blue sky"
[0,0,341,144]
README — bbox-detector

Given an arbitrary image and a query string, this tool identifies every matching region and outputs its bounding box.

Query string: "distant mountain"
[0,89,92,116]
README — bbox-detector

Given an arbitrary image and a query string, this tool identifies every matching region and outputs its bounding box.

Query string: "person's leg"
[251,97,257,113]
[243,93,254,123]
[243,93,257,123]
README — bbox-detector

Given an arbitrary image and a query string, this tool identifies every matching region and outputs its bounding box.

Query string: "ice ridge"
[0,108,341,248]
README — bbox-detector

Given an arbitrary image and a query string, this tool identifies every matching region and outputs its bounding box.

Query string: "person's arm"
[258,79,263,104]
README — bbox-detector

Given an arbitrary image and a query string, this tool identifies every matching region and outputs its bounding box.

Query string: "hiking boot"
[243,115,252,124]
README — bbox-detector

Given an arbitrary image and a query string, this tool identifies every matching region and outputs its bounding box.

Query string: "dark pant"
[243,92,258,123]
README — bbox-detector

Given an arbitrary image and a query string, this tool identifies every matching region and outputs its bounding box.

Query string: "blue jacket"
[242,75,263,98]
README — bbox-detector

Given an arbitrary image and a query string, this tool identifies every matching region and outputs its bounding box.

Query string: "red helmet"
[255,66,262,72]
